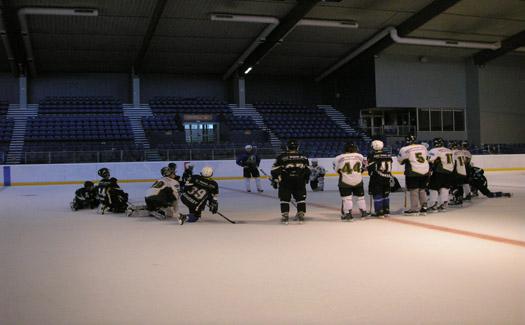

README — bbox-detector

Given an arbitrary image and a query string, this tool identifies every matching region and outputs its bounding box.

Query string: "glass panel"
[443,111,453,131]
[431,110,442,131]
[418,109,429,131]
[454,111,465,131]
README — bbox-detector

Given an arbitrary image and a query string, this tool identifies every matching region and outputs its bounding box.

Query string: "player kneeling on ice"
[367,140,392,217]
[467,165,511,198]
[271,139,310,224]
[236,145,263,192]
[99,177,129,214]
[141,167,180,220]
[178,166,219,225]
[309,160,326,191]
[334,142,369,221]
[96,167,112,203]
[70,181,99,211]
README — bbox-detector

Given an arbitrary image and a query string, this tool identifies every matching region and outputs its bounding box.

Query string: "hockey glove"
[271,179,279,189]
[209,200,219,214]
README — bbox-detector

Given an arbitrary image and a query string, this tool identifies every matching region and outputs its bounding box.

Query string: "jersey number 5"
[415,152,426,163]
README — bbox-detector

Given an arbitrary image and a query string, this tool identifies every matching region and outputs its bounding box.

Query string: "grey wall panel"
[246,77,322,105]
[29,73,130,103]
[141,74,227,102]
[0,74,19,104]
[375,55,466,108]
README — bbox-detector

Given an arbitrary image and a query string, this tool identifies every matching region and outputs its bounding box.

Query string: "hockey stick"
[216,211,236,224]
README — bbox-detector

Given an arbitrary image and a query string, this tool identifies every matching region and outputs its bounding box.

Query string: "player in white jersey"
[397,135,430,215]
[460,140,473,200]
[333,143,368,221]
[450,141,469,206]
[427,138,454,212]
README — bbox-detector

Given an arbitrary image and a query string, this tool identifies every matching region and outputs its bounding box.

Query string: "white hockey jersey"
[462,149,472,166]
[145,176,180,198]
[428,147,454,173]
[333,152,366,187]
[397,144,430,176]
[309,165,326,181]
[453,149,468,176]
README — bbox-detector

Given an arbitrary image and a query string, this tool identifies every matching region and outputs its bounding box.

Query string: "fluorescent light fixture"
[244,67,253,74]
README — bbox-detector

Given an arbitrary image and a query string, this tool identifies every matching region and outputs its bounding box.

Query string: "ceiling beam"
[473,30,525,66]
[133,0,168,73]
[0,0,25,76]
[238,0,320,75]
[320,0,461,79]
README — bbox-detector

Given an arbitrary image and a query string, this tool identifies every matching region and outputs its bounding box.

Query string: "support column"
[465,59,480,146]
[19,75,27,109]
[132,74,141,108]
[233,76,246,107]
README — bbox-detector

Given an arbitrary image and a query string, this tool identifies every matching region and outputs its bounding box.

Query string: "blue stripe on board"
[3,166,11,186]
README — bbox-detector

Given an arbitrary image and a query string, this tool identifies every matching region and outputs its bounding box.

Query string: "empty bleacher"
[0,117,14,164]
[38,96,123,116]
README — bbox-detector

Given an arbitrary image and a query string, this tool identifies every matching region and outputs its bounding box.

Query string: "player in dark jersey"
[102,177,129,213]
[168,162,182,183]
[468,166,512,198]
[180,163,194,191]
[271,139,310,224]
[70,181,98,211]
[236,145,263,192]
[178,166,219,224]
[367,140,393,217]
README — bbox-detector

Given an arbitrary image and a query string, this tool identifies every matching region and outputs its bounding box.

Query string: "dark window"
[454,111,465,131]
[418,109,429,131]
[443,111,454,131]
[431,110,442,131]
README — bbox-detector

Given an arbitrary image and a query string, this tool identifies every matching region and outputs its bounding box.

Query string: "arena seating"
[0,100,8,116]
[254,102,361,157]
[0,118,14,164]
[38,96,123,115]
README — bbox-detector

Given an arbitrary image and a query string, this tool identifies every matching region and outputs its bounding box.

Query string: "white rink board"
[1,154,525,185]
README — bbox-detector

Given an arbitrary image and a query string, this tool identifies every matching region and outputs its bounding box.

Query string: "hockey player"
[96,167,112,203]
[178,166,219,224]
[236,145,263,192]
[468,165,512,198]
[450,141,469,206]
[367,140,392,217]
[168,162,182,183]
[397,135,430,215]
[70,181,98,211]
[99,177,129,213]
[427,138,454,212]
[271,139,310,224]
[334,142,368,221]
[461,140,473,201]
[309,160,326,191]
[144,167,180,220]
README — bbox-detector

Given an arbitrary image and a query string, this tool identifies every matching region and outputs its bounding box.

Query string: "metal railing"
[363,125,416,137]
[19,147,277,164]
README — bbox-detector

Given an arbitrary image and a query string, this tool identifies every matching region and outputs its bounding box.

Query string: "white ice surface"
[1,172,524,324]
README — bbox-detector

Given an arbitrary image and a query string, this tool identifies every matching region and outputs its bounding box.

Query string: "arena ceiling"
[0,0,524,77]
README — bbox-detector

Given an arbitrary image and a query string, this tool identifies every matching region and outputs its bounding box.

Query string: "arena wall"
[1,154,524,186]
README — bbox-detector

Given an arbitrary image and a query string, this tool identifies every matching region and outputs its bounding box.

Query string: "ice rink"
[1,172,524,324]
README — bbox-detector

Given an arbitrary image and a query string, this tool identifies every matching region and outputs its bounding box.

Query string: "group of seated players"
[70,135,511,224]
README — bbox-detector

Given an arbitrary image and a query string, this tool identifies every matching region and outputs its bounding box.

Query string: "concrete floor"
[1,172,524,324]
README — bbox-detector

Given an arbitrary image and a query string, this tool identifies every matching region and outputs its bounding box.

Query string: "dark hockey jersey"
[181,175,219,208]
[367,151,393,179]
[271,150,310,182]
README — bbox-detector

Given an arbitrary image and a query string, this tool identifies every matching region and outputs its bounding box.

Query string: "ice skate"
[178,214,187,225]
[403,209,419,216]
[419,206,428,216]
[296,211,305,224]
[281,213,289,225]
[428,203,439,213]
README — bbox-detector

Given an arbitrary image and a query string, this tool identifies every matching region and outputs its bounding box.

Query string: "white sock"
[357,196,366,211]
[342,195,353,214]
[439,188,449,204]
[255,178,262,190]
[244,178,250,191]
[429,190,439,206]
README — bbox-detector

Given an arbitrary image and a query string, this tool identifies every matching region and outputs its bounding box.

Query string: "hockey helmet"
[311,159,318,167]
[245,144,253,152]
[405,134,416,145]
[287,139,299,151]
[461,140,469,149]
[201,166,214,178]
[344,142,358,153]
[168,162,177,171]
[449,140,458,149]
[185,163,194,171]
[161,166,174,177]
[371,140,384,151]
[109,177,118,186]
[432,137,443,148]
[98,167,110,178]
[84,181,94,188]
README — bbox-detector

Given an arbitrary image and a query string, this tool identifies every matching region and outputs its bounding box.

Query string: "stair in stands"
[123,104,161,161]
[229,104,282,151]
[318,105,372,143]
[5,104,39,164]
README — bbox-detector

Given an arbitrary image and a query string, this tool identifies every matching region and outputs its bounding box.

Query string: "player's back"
[275,151,309,179]
[334,152,365,187]
[398,144,429,176]
[184,175,219,204]
[367,151,393,177]
[453,149,467,176]
[428,147,454,173]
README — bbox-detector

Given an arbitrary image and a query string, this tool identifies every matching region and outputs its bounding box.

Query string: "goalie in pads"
[309,160,326,191]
